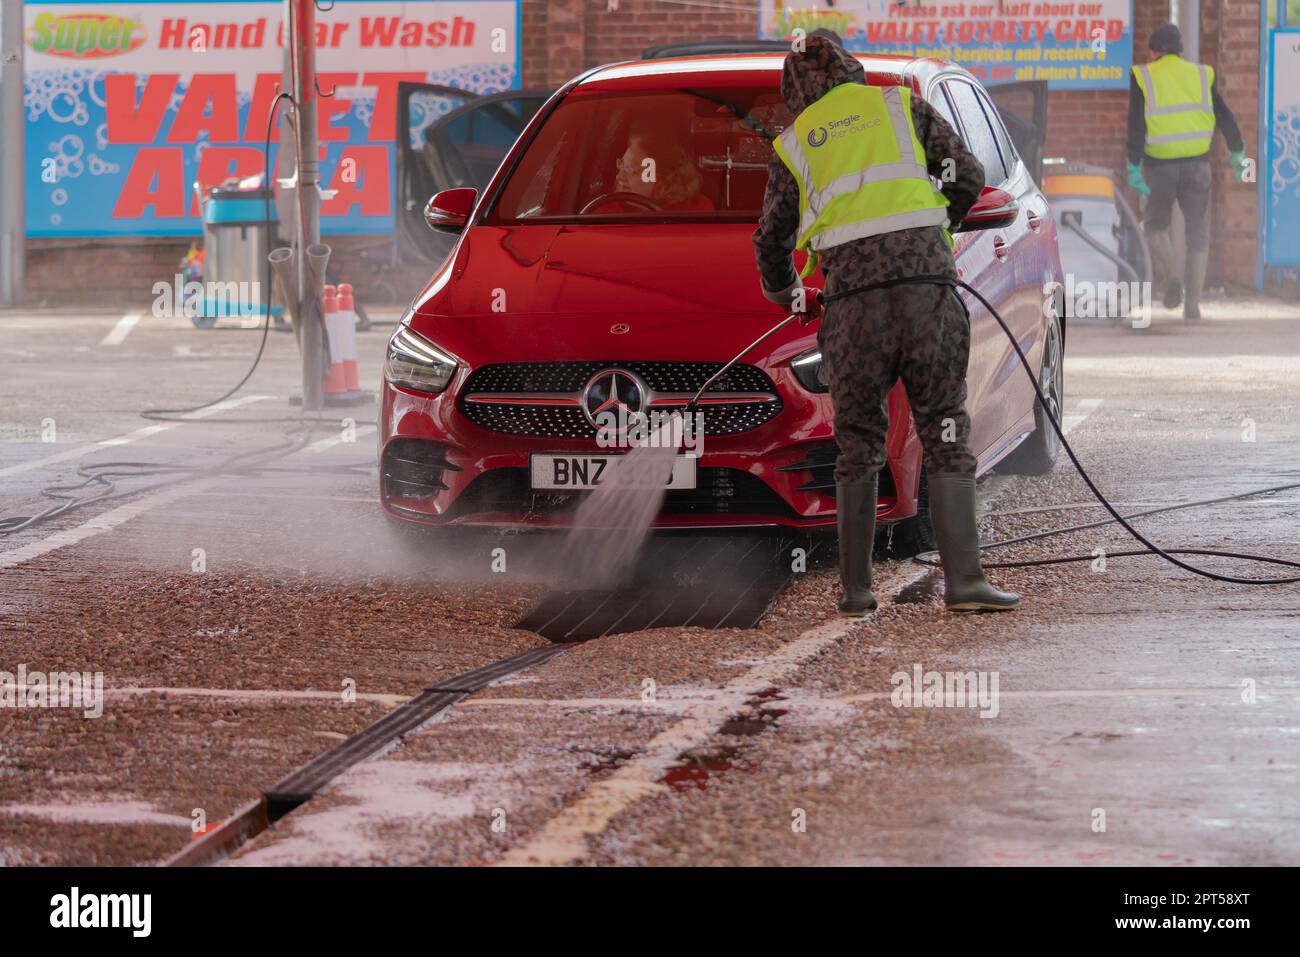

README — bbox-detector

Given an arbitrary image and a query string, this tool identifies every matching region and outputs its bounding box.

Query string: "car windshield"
[487,87,791,224]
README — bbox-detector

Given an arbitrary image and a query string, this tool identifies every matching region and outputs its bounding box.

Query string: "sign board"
[1266,28,1300,266]
[24,0,521,237]
[759,0,1133,89]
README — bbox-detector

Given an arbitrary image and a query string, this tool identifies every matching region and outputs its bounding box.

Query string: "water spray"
[555,312,802,590]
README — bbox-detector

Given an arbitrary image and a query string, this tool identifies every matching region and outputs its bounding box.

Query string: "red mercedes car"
[380,52,1065,547]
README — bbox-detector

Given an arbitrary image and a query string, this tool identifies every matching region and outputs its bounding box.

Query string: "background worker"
[1127,22,1251,320]
[753,36,1018,616]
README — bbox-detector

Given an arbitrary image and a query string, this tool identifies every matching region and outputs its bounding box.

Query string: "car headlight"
[790,349,829,394]
[383,325,458,395]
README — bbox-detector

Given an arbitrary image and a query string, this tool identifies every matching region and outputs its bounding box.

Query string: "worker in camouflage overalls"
[753,35,1018,615]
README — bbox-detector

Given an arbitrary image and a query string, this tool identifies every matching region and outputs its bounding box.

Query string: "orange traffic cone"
[337,283,361,392]
[322,284,347,395]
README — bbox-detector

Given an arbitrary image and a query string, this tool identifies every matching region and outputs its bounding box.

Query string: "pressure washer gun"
[686,310,804,414]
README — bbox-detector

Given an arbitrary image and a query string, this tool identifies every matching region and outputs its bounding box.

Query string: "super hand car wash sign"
[24,1,520,237]
[760,0,1132,90]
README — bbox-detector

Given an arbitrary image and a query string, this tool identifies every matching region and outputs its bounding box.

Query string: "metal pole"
[0,0,26,305]
[291,0,323,410]
[276,4,297,247]
[1176,0,1201,60]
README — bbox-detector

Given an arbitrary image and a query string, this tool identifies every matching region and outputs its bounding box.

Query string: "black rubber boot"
[1183,246,1208,320]
[836,477,878,616]
[927,472,1019,612]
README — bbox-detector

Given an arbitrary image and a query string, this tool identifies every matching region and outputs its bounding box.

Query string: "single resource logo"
[806,127,828,148]
[27,12,147,59]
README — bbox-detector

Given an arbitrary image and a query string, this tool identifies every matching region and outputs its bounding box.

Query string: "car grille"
[464,361,774,394]
[445,467,799,519]
[459,361,782,438]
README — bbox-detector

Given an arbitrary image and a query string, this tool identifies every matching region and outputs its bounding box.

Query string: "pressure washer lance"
[555,313,801,590]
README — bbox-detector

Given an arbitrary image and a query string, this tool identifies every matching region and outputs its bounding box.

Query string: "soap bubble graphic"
[96,123,109,151]
[45,134,86,181]
[1272,105,1300,205]
[26,68,102,126]
[51,189,68,207]
[405,64,516,147]
[50,134,83,161]
[426,62,514,95]
[352,96,375,129]
[88,154,120,176]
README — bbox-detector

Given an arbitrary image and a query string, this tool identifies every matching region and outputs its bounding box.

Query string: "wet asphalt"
[1,296,1298,866]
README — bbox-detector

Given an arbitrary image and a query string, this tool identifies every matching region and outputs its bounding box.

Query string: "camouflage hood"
[780,35,866,117]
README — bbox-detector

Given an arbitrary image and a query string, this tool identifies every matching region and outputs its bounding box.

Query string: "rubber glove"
[793,285,823,325]
[1228,149,1251,182]
[1127,161,1150,199]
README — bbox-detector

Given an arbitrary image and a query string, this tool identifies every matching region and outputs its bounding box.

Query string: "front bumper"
[378,367,920,531]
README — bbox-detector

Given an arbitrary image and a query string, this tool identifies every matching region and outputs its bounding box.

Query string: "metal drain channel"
[166,644,568,867]
[167,535,812,866]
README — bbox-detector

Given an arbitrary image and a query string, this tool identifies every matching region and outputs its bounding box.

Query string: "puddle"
[892,571,942,605]
[659,745,752,792]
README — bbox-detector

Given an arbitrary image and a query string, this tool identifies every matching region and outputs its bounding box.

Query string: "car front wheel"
[998,309,1064,476]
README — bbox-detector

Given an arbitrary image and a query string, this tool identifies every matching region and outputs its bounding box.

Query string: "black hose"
[1062,218,1142,288]
[823,274,1300,586]
[0,93,376,536]
[140,91,294,423]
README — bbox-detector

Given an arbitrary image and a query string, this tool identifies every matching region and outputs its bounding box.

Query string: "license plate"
[529,454,697,490]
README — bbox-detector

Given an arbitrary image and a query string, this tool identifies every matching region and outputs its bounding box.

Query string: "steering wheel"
[579,191,664,214]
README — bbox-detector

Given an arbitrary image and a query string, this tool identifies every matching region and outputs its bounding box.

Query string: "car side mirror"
[424,188,477,233]
[954,185,1019,232]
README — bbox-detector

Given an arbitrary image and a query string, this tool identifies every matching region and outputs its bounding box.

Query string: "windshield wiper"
[682,88,777,141]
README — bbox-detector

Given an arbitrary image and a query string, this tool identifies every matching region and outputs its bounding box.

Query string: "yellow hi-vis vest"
[1133,55,1216,160]
[773,82,949,278]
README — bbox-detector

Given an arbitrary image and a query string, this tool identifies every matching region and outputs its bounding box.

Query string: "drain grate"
[263,644,568,820]
[517,534,818,642]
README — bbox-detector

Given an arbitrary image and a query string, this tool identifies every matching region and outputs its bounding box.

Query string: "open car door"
[395,84,549,265]
[984,80,1048,183]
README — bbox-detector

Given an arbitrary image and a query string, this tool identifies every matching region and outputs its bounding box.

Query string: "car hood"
[408,223,812,366]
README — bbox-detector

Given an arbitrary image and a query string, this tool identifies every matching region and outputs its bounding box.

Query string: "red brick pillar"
[521,0,587,87]
[548,0,589,86]
[1202,0,1261,288]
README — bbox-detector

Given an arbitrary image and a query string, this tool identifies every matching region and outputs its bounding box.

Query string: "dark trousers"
[1143,157,1212,252]
[819,282,976,485]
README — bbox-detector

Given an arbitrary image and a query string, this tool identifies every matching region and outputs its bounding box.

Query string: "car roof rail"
[640,39,791,59]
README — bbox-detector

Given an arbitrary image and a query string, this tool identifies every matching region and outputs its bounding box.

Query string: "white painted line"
[496,617,870,867]
[100,311,142,347]
[835,687,1300,704]
[1061,397,1103,436]
[194,491,375,503]
[0,478,222,570]
[305,423,376,453]
[0,395,273,478]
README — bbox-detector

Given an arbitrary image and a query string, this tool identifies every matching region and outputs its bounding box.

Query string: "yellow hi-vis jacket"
[773,82,950,279]
[1133,55,1216,160]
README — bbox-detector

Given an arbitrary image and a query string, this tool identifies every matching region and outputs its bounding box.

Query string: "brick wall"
[25,0,1264,302]
[1203,0,1262,287]
[1048,0,1261,288]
